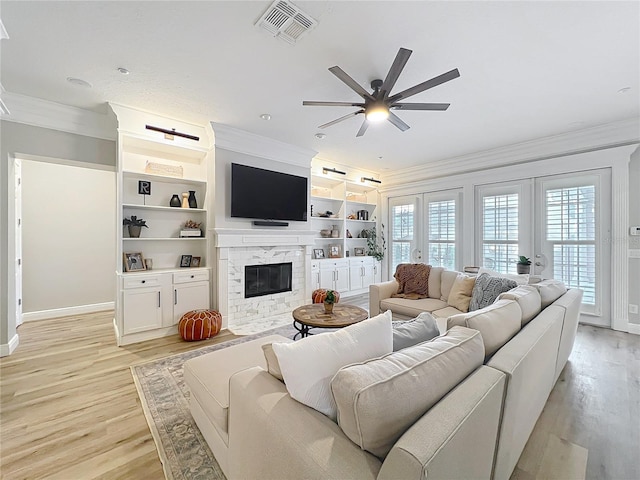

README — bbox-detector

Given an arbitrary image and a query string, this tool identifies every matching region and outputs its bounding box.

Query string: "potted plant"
[365,224,386,261]
[324,289,337,314]
[517,255,532,274]
[123,216,148,238]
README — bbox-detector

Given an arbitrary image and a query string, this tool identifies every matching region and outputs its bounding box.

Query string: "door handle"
[157,291,161,308]
[174,289,177,305]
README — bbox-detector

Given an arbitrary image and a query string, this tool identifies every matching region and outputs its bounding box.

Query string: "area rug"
[130,324,297,480]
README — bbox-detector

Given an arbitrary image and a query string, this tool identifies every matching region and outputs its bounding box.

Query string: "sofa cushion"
[469,273,518,311]
[393,263,431,299]
[380,297,448,318]
[271,310,393,421]
[184,334,291,438]
[532,279,567,308]
[440,270,460,301]
[392,312,440,351]
[262,343,284,381]
[478,267,529,285]
[428,267,444,299]
[447,274,476,312]
[497,285,542,326]
[331,326,484,459]
[447,299,522,358]
[431,306,464,318]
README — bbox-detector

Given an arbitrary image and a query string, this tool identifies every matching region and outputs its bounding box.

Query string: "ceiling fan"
[303,47,460,137]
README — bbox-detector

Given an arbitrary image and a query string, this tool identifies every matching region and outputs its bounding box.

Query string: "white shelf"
[122,170,206,186]
[123,203,206,213]
[346,200,377,208]
[311,216,342,221]
[123,237,206,241]
[346,218,376,223]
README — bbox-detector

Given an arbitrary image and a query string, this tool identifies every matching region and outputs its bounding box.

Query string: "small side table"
[291,304,368,339]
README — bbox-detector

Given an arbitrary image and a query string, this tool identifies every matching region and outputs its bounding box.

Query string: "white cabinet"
[119,269,210,344]
[173,280,210,325]
[320,259,350,292]
[122,286,163,335]
[348,257,380,293]
[310,261,321,291]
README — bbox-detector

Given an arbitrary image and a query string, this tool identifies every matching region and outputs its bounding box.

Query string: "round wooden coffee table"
[292,304,368,339]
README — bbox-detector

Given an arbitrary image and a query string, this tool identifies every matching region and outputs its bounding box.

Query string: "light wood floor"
[1,311,638,479]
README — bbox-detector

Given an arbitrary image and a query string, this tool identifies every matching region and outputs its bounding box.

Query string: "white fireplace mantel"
[213,228,317,248]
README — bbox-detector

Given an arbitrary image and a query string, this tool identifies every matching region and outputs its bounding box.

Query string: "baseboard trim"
[0,334,20,357]
[628,323,640,335]
[22,302,114,322]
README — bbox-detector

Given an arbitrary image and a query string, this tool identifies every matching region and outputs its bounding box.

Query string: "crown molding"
[0,92,116,140]
[381,118,640,187]
[211,122,316,168]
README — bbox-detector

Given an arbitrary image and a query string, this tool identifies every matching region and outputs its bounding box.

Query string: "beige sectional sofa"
[184,271,582,480]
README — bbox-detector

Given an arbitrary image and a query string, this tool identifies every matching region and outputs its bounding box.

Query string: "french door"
[477,169,611,325]
[389,190,461,274]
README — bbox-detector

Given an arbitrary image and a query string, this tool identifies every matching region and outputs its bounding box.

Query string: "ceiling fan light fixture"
[365,103,389,122]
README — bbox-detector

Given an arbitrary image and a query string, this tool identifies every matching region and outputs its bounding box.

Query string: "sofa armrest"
[228,367,382,480]
[369,280,399,316]
[378,366,505,480]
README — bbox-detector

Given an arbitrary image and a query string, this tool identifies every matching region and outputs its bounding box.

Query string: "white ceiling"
[1,1,638,172]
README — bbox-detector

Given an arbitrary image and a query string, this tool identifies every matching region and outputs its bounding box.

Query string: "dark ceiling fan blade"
[328,66,376,101]
[388,68,460,103]
[356,119,370,137]
[380,47,412,99]
[303,101,366,107]
[318,110,364,129]
[387,112,410,132]
[391,102,450,111]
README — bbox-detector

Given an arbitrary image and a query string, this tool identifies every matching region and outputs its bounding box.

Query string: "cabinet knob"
[191,275,194,279]
[141,280,146,284]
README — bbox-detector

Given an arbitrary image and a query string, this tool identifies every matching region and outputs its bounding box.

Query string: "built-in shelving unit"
[310,175,379,260]
[111,103,214,346]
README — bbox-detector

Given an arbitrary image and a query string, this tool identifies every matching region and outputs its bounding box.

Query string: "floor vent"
[255,0,317,45]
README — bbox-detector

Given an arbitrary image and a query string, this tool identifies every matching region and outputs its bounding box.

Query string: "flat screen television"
[231,163,308,222]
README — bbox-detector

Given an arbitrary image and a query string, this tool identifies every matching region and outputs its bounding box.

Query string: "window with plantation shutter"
[390,202,415,274]
[545,185,597,305]
[427,199,456,270]
[481,193,519,274]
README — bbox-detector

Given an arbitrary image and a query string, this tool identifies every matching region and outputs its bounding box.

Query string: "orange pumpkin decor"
[178,309,222,342]
[311,289,340,304]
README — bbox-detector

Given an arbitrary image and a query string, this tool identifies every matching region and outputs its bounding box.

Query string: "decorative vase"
[331,225,339,238]
[181,193,189,208]
[128,225,141,238]
[517,264,531,274]
[170,194,181,207]
[324,301,334,314]
[188,190,197,209]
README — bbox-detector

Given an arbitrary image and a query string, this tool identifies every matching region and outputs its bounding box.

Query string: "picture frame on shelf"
[123,252,146,272]
[354,247,365,256]
[180,254,192,268]
[313,248,325,259]
[329,244,341,258]
[190,256,201,268]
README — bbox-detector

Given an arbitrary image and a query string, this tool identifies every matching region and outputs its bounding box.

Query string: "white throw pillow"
[271,310,393,421]
[478,267,529,285]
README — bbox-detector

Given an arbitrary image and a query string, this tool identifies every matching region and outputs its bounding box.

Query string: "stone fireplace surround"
[214,229,317,331]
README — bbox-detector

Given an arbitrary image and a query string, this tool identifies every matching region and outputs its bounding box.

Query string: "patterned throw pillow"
[469,273,518,311]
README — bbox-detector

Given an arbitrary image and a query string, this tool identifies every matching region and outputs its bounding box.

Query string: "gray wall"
[1,120,115,349]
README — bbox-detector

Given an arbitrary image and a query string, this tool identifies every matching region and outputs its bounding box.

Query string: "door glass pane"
[546,185,596,305]
[391,203,414,273]
[427,199,455,270]
[482,193,519,273]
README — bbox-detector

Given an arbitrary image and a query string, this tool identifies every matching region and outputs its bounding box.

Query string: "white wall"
[21,159,115,314]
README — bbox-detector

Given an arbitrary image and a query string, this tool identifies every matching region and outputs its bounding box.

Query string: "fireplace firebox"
[245,262,292,298]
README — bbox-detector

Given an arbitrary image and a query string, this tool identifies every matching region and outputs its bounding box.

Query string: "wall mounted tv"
[231,163,308,222]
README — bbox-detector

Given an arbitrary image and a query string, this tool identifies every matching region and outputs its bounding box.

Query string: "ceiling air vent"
[255,0,317,45]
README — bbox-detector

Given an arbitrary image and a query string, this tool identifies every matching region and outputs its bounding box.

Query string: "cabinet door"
[373,260,382,284]
[319,267,335,290]
[311,261,321,290]
[349,265,364,290]
[173,281,211,325]
[334,264,350,292]
[363,261,376,290]
[123,287,163,334]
